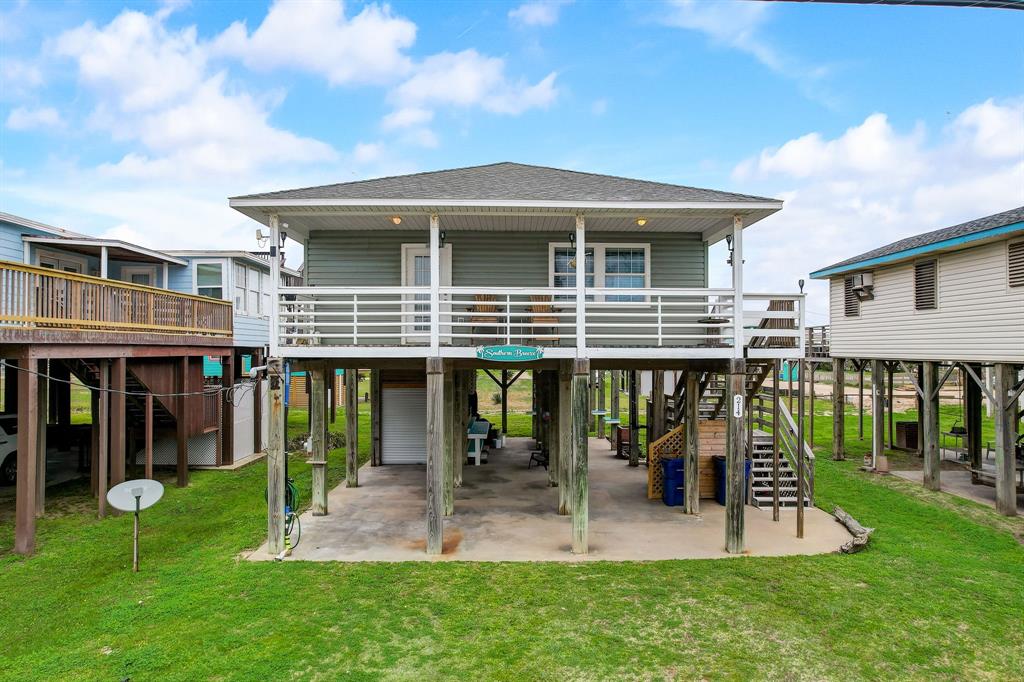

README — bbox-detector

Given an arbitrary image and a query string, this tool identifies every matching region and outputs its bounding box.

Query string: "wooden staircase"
[749,431,810,508]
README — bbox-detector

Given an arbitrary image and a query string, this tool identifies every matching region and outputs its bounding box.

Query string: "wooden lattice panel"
[647,420,725,500]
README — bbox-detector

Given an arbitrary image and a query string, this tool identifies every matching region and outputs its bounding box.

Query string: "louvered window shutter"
[914,260,937,310]
[1008,241,1024,288]
[843,276,859,317]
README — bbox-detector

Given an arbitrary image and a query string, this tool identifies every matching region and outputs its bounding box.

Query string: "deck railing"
[0,260,233,337]
[277,285,804,357]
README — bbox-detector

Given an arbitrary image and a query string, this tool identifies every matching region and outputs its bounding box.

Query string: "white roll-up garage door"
[381,386,427,464]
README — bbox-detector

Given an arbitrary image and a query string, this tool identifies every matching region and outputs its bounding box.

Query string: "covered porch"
[251,436,851,562]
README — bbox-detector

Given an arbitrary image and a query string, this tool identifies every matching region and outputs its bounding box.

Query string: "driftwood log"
[834,506,874,553]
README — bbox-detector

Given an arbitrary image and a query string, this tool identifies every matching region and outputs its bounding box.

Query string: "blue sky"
[1,0,1022,321]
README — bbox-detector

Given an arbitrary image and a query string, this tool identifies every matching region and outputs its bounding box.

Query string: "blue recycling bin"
[713,455,751,505]
[661,457,685,506]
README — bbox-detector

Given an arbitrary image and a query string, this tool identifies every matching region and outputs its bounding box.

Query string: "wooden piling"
[683,370,700,515]
[35,361,47,517]
[571,358,590,554]
[597,370,606,439]
[443,366,454,517]
[266,358,285,555]
[993,363,1018,516]
[797,359,806,539]
[651,370,666,443]
[310,366,328,515]
[628,370,639,467]
[370,369,381,466]
[772,359,781,522]
[871,360,884,469]
[345,368,358,488]
[98,360,110,516]
[14,357,38,555]
[176,357,189,488]
[425,358,445,554]
[609,369,620,450]
[832,357,846,461]
[725,359,746,554]
[111,357,126,489]
[858,362,865,440]
[144,393,154,480]
[922,361,940,491]
[558,361,572,514]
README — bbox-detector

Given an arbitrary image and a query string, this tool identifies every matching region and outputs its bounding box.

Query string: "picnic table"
[467,420,489,466]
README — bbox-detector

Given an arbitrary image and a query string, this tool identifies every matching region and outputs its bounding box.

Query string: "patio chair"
[528,295,560,342]
[470,294,501,341]
[615,426,630,459]
[528,448,549,470]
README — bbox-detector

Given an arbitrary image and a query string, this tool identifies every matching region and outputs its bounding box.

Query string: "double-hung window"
[196,262,225,300]
[246,266,260,315]
[261,272,271,315]
[234,263,247,313]
[549,244,649,299]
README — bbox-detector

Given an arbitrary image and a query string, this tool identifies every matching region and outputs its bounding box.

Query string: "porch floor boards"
[249,437,852,562]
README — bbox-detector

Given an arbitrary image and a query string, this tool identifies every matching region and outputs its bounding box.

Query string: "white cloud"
[380,106,433,131]
[591,98,608,116]
[392,49,557,115]
[0,57,44,94]
[352,142,384,164]
[211,0,416,86]
[509,1,572,27]
[6,106,63,131]
[725,98,1024,324]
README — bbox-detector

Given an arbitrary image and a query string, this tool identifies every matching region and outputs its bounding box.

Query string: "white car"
[0,415,17,486]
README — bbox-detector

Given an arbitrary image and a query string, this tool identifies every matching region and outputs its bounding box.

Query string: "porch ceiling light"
[635,217,647,227]
[390,215,402,225]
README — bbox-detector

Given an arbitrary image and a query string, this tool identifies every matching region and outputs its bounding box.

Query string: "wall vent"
[1009,241,1024,288]
[914,260,937,310]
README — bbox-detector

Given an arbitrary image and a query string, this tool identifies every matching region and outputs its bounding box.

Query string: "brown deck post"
[832,358,846,460]
[596,370,606,439]
[426,358,445,554]
[772,359,781,522]
[443,365,454,517]
[90,382,99,497]
[176,357,189,487]
[369,369,381,466]
[922,361,940,491]
[628,370,639,467]
[500,369,509,436]
[965,364,982,472]
[993,363,1018,516]
[144,393,154,479]
[221,353,235,466]
[609,369,620,450]
[35,361,47,517]
[558,360,572,513]
[452,366,463,489]
[531,370,539,443]
[796,359,806,539]
[344,368,359,487]
[571,358,590,554]
[651,370,666,443]
[110,357,126,489]
[97,360,110,517]
[726,358,746,554]
[683,370,700,515]
[887,363,895,449]
[15,356,38,555]
[266,358,285,555]
[310,365,327,516]
[871,360,884,469]
[857,362,865,439]
[546,370,559,488]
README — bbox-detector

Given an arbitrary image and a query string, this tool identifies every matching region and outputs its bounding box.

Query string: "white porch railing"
[276,285,804,358]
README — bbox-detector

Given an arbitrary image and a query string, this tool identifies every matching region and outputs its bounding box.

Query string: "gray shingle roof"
[231,162,777,203]
[811,206,1024,277]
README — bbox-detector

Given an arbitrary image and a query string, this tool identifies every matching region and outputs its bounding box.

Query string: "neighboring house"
[230,162,809,557]
[163,250,301,375]
[810,206,1023,515]
[0,213,267,556]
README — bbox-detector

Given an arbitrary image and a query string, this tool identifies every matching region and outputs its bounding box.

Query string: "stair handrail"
[754,390,814,505]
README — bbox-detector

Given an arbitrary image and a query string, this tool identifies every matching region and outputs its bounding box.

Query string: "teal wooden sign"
[476,345,544,362]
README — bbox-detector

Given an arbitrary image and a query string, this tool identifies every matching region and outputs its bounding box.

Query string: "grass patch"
[1,379,1022,680]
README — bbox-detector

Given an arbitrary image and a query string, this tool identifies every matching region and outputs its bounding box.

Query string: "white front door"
[37,255,84,274]
[121,266,158,286]
[401,244,452,343]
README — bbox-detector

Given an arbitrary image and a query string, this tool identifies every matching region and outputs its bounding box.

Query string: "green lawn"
[1,382,1022,680]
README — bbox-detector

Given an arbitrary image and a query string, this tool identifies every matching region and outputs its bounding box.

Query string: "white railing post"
[429,214,440,353]
[657,295,663,347]
[353,294,358,346]
[269,214,281,356]
[575,214,586,355]
[506,293,512,344]
[731,215,744,357]
[798,294,806,357]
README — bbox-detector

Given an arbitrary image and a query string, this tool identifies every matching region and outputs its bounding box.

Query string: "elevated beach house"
[229,163,809,556]
[810,206,1023,515]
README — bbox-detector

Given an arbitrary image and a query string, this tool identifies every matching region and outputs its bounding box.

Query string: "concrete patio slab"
[891,468,1024,511]
[250,437,852,562]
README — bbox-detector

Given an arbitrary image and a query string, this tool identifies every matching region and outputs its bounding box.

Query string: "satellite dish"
[106,479,164,572]
[107,479,164,512]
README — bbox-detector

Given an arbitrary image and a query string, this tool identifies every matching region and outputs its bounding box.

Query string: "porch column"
[628,370,640,467]
[994,363,1019,516]
[651,370,666,442]
[97,360,110,517]
[596,370,606,439]
[35,362,47,517]
[871,360,884,469]
[162,262,169,288]
[571,358,590,553]
[310,365,328,515]
[575,215,586,354]
[429,215,441,353]
[922,361,940,491]
[558,360,572,514]
[426,358,445,554]
[731,215,744,358]
[443,365,454,517]
[725,358,746,554]
[111,357,126,489]
[14,357,38,555]
[100,246,108,279]
[345,368,359,487]
[266,358,286,555]
[176,357,189,488]
[370,369,382,466]
[267,216,282,357]
[683,370,700,515]
[832,358,846,460]
[609,370,620,450]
